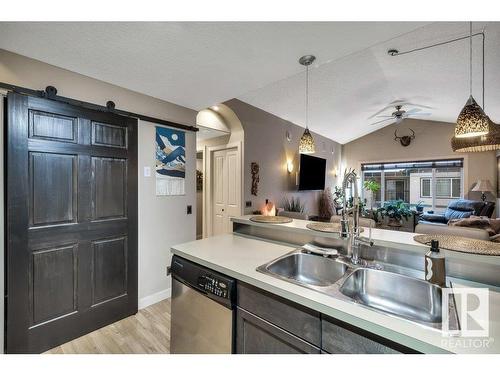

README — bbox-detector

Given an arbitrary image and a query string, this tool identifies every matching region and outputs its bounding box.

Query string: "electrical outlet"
[187,205,192,214]
[143,166,151,177]
[245,201,252,208]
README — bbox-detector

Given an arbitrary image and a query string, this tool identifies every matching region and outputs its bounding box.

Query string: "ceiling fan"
[369,104,432,126]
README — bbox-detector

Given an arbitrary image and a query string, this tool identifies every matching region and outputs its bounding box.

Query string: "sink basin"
[339,268,444,324]
[262,252,347,287]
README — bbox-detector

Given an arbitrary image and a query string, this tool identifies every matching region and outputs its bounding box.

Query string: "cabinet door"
[236,308,320,354]
[322,315,410,354]
[237,282,321,346]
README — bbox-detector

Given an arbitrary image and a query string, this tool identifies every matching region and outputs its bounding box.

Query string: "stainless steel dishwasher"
[170,255,236,354]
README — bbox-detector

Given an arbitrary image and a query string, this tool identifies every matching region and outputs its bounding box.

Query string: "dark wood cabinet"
[237,283,321,347]
[236,282,416,354]
[322,315,403,354]
[235,308,320,354]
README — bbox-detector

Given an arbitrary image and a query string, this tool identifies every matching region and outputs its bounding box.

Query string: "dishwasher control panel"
[171,255,235,307]
[199,275,229,299]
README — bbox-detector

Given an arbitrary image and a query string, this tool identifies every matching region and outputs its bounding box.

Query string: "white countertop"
[171,232,500,354]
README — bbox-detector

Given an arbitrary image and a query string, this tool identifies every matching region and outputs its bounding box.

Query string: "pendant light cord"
[305,64,309,129]
[469,22,473,97]
[482,29,485,111]
[390,26,486,110]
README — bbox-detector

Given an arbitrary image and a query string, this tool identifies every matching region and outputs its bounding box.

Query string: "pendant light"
[452,25,500,152]
[454,22,489,138]
[452,117,500,152]
[298,55,316,154]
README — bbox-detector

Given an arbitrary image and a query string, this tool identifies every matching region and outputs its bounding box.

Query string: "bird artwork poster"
[155,126,186,196]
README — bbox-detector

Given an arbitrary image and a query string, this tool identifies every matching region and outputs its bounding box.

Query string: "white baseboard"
[138,288,171,310]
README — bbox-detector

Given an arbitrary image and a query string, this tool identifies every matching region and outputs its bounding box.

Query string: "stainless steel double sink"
[256,249,460,331]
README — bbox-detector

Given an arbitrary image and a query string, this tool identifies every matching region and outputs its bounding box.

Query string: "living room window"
[435,177,461,198]
[420,178,431,198]
[361,159,464,213]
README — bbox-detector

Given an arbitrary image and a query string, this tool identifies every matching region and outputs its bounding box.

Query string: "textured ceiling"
[1,22,498,144]
[0,22,426,106]
[239,22,500,143]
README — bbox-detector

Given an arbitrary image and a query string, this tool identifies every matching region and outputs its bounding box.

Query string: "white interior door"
[211,147,240,236]
[225,148,240,233]
[212,149,227,236]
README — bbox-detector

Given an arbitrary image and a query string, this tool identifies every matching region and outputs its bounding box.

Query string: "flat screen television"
[298,154,326,191]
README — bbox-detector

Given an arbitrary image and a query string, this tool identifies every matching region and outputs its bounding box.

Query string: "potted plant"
[318,188,335,220]
[281,196,305,213]
[415,200,425,213]
[363,179,381,219]
[376,200,412,227]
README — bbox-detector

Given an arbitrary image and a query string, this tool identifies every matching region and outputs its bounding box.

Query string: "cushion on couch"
[420,213,448,224]
[448,216,500,241]
[443,199,487,221]
[444,208,473,221]
[448,199,485,215]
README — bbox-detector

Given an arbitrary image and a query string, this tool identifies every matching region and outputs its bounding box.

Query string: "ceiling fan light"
[455,96,489,138]
[299,128,315,154]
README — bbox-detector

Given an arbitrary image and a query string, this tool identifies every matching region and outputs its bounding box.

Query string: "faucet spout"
[340,168,372,265]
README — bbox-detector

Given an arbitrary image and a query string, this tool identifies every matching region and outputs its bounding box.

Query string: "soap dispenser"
[425,240,446,287]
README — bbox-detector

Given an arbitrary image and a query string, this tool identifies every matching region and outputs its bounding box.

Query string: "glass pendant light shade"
[455,95,489,138]
[454,22,490,139]
[452,117,500,152]
[299,128,315,154]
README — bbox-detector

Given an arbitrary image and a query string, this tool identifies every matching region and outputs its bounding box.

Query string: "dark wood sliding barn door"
[6,93,138,353]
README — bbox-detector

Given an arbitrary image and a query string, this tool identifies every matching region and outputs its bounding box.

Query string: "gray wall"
[0,48,198,341]
[225,99,342,216]
[138,121,196,308]
[342,118,498,205]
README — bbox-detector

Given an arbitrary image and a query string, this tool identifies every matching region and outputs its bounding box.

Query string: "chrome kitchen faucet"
[341,168,374,264]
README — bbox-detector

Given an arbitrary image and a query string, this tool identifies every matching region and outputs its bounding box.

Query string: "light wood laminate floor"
[45,299,171,354]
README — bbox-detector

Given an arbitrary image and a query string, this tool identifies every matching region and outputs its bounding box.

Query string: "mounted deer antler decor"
[394,128,415,147]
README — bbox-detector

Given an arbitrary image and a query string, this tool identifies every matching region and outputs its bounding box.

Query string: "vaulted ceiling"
[1,22,499,143]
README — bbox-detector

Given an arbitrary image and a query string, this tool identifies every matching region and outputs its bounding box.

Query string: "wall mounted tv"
[298,154,326,191]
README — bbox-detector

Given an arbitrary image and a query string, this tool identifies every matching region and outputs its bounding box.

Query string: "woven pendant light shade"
[299,128,315,154]
[455,96,489,138]
[452,117,500,152]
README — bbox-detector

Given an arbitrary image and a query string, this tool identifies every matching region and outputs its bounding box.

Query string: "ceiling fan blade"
[403,103,433,109]
[368,105,397,119]
[407,112,432,117]
[370,118,394,126]
[404,108,421,115]
[375,115,394,118]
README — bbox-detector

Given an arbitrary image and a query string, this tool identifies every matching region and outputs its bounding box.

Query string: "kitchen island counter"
[171,232,500,354]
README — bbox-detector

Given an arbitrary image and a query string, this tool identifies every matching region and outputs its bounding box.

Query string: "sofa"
[415,222,491,241]
[418,199,495,226]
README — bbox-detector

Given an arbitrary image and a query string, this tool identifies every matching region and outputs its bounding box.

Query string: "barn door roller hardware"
[0,82,198,132]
